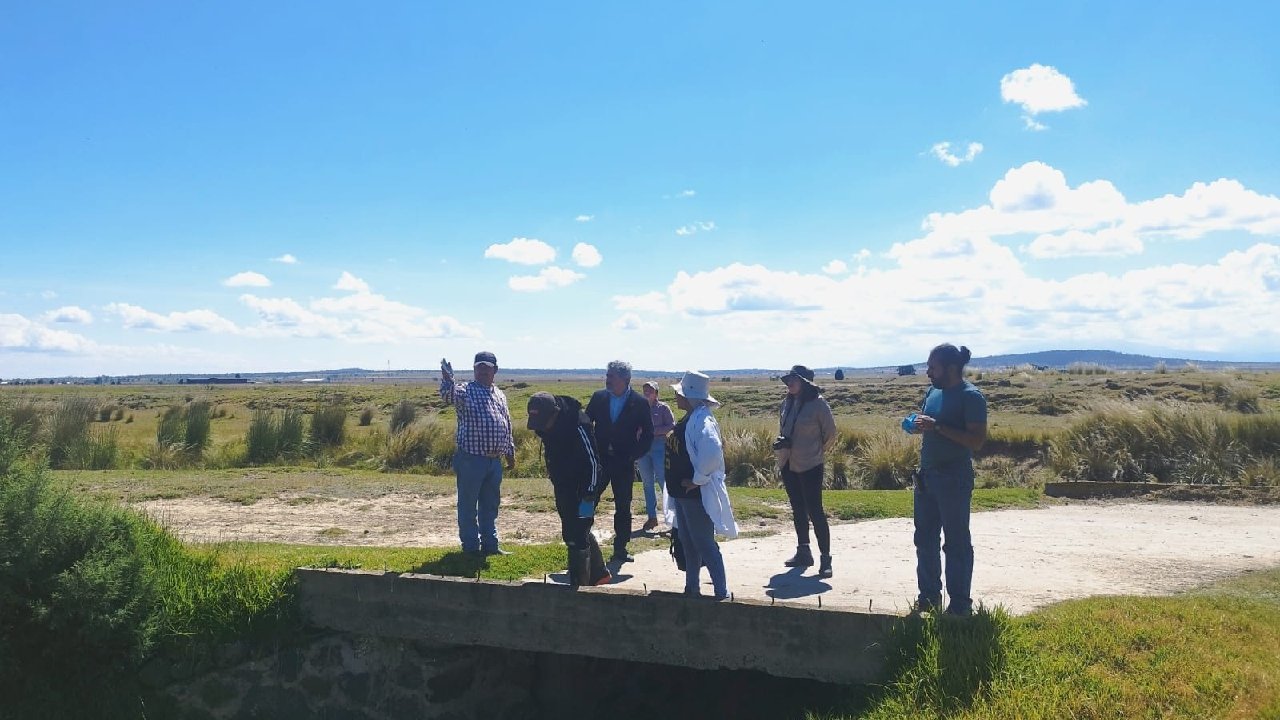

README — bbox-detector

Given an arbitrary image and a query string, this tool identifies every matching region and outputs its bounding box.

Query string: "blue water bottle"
[901,412,919,434]
[577,499,595,518]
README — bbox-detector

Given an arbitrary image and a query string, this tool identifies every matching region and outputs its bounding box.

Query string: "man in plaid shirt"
[440,351,516,555]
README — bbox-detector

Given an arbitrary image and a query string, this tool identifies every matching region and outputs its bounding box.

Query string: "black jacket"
[586,388,654,463]
[535,395,606,501]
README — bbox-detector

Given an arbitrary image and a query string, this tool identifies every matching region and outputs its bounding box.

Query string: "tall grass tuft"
[3,400,43,439]
[309,402,347,451]
[390,399,417,433]
[718,416,777,486]
[245,407,306,464]
[1065,362,1109,375]
[184,400,212,455]
[48,397,97,469]
[156,404,185,447]
[358,406,375,426]
[1049,400,1280,484]
[850,428,920,489]
[382,417,454,471]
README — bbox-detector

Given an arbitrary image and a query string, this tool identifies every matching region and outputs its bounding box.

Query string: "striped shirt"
[440,377,515,458]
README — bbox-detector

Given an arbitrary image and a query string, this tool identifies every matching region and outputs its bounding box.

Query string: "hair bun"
[959,346,971,362]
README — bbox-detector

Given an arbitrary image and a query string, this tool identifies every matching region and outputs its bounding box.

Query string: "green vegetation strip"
[833,569,1280,720]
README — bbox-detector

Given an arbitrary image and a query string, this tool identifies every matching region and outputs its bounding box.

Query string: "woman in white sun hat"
[663,370,738,599]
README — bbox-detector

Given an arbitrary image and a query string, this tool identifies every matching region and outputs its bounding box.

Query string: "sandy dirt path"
[136,496,1280,615]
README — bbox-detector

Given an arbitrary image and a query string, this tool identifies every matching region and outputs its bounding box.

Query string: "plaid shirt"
[440,377,515,457]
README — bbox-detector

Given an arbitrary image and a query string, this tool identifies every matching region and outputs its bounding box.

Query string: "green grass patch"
[729,487,1042,522]
[839,568,1280,720]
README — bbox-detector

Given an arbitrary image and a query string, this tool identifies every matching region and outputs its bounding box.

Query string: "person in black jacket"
[527,392,611,586]
[585,360,655,563]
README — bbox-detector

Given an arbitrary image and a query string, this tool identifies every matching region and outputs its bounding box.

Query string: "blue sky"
[3,2,1279,377]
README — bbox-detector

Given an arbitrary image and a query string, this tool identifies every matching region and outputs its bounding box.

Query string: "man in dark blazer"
[586,360,655,563]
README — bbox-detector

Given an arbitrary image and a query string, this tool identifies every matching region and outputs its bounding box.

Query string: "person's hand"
[440,358,454,381]
[681,479,696,490]
[915,414,937,433]
[505,454,516,471]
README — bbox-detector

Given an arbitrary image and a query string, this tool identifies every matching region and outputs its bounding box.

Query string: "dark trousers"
[604,457,634,554]
[553,484,605,584]
[913,465,974,612]
[781,463,831,555]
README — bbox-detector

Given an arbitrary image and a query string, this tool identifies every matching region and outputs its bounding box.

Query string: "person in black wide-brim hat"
[775,365,837,578]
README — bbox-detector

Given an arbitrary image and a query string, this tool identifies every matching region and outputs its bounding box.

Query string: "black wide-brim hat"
[780,365,818,386]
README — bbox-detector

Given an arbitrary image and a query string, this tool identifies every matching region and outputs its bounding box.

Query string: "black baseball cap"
[474,351,497,367]
[526,392,558,431]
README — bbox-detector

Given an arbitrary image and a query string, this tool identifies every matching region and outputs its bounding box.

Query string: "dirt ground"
[136,496,1280,615]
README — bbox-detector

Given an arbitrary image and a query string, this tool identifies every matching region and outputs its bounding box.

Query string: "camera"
[772,435,792,450]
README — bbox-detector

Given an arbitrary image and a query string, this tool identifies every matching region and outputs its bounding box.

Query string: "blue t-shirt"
[919,381,987,470]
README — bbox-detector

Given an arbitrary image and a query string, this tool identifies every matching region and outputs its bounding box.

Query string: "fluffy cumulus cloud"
[0,313,96,353]
[575,214,594,223]
[571,242,603,268]
[333,271,370,293]
[106,303,240,334]
[822,260,849,275]
[616,164,1280,365]
[930,141,984,167]
[223,271,272,288]
[273,253,299,264]
[613,313,643,331]
[484,237,556,265]
[43,305,93,324]
[240,273,479,342]
[1001,64,1086,130]
[508,266,585,292]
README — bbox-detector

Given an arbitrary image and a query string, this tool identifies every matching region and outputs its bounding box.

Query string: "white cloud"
[105,303,239,334]
[0,313,96,354]
[854,249,872,261]
[668,263,832,315]
[40,290,57,300]
[484,237,556,265]
[575,214,594,223]
[223,271,272,288]
[571,242,603,268]
[613,291,669,314]
[822,260,849,275]
[508,266,585,292]
[675,221,716,236]
[43,306,93,324]
[1001,63,1087,115]
[1023,116,1048,132]
[273,253,299,264]
[930,141,984,167]
[241,277,480,343]
[333,271,371,293]
[613,313,643,331]
[679,189,696,198]
[1025,228,1143,258]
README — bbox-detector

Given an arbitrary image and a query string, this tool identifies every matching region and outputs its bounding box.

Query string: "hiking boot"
[642,517,659,531]
[783,545,813,568]
[591,570,613,586]
[818,554,833,578]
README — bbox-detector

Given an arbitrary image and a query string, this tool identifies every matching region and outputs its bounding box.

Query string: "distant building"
[180,377,251,385]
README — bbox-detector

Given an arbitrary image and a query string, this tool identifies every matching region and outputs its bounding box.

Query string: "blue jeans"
[453,451,503,553]
[673,496,727,598]
[635,439,666,520]
[913,464,974,612]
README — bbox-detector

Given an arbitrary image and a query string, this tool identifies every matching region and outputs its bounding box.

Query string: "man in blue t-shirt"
[906,343,988,616]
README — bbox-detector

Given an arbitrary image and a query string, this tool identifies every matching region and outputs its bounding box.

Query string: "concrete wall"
[296,568,897,686]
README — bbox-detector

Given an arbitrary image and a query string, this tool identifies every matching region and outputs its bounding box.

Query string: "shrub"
[48,397,97,470]
[98,404,117,422]
[358,406,375,426]
[390,400,417,433]
[309,402,347,450]
[1066,362,1108,375]
[111,407,125,421]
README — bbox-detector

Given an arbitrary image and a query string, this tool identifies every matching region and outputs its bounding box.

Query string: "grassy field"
[6,367,1278,490]
[840,568,1280,719]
